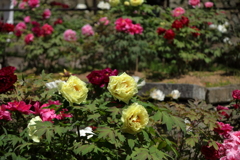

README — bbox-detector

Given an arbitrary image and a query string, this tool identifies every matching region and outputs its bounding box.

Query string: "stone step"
[139,83,240,104]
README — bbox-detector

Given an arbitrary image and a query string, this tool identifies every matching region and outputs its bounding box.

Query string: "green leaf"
[74,143,95,156]
[87,113,101,121]
[128,138,135,150]
[97,127,116,144]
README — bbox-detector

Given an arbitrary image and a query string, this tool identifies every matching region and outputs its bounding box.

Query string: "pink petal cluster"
[188,0,201,7]
[28,0,40,8]
[32,100,72,122]
[41,24,54,36]
[24,16,31,23]
[81,24,94,36]
[0,105,12,121]
[14,22,27,37]
[219,131,240,159]
[115,17,143,35]
[172,7,185,17]
[25,33,34,44]
[18,2,27,9]
[42,9,51,19]
[99,17,110,25]
[232,90,240,100]
[205,2,214,8]
[63,29,77,42]
[3,101,33,115]
[214,122,233,138]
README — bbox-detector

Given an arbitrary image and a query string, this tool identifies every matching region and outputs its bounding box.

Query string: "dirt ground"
[75,70,240,88]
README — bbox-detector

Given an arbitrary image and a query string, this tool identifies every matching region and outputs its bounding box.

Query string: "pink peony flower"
[56,109,72,120]
[188,0,201,7]
[54,18,63,26]
[81,24,94,36]
[24,33,34,44]
[28,0,40,8]
[0,105,12,121]
[205,2,214,8]
[214,122,233,138]
[4,101,33,115]
[172,7,185,17]
[18,2,27,9]
[63,29,77,42]
[42,9,51,19]
[232,90,240,100]
[217,105,229,111]
[24,16,31,23]
[99,17,110,25]
[13,0,18,6]
[14,22,26,37]
[41,24,54,36]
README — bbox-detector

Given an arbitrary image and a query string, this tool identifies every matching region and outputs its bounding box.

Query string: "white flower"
[184,118,192,134]
[170,90,181,99]
[217,25,227,33]
[150,89,165,101]
[209,24,217,29]
[224,21,229,27]
[77,127,95,139]
[27,116,42,143]
[223,37,232,45]
[132,76,146,87]
[45,80,64,89]
[97,1,111,10]
[76,3,87,9]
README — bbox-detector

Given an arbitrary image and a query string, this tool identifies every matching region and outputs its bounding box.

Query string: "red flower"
[32,26,43,37]
[87,68,118,87]
[2,23,15,33]
[164,29,175,40]
[24,33,34,44]
[171,19,183,30]
[41,24,54,36]
[156,27,166,35]
[201,143,225,160]
[54,18,63,26]
[87,70,105,87]
[232,90,240,100]
[190,26,200,37]
[180,16,189,26]
[0,66,17,93]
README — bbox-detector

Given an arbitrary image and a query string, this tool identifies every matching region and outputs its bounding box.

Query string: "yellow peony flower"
[58,76,88,105]
[27,116,42,143]
[109,0,120,6]
[130,0,144,6]
[121,103,149,134]
[124,1,130,6]
[107,72,138,103]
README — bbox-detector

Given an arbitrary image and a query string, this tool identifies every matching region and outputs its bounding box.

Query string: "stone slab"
[139,83,207,100]
[206,84,240,104]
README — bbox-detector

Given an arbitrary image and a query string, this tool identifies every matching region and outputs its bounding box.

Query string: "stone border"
[139,83,240,104]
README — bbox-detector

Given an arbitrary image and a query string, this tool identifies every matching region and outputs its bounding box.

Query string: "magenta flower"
[24,33,34,44]
[172,7,185,17]
[232,90,240,100]
[42,9,51,19]
[4,101,33,115]
[188,0,201,7]
[32,26,43,37]
[115,17,132,32]
[63,29,77,42]
[24,16,31,23]
[201,143,225,160]
[41,24,54,36]
[28,0,40,8]
[81,24,94,36]
[14,22,26,37]
[204,2,214,8]
[217,105,229,111]
[214,122,233,138]
[128,23,143,35]
[0,105,12,121]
